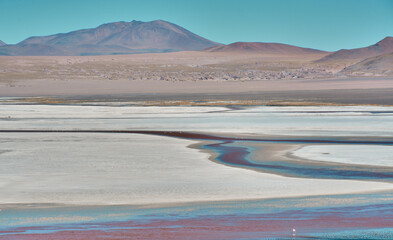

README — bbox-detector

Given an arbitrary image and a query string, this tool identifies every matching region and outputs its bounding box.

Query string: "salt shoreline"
[0,132,392,206]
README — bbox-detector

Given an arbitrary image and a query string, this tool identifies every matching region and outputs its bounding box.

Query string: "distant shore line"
[2,97,393,107]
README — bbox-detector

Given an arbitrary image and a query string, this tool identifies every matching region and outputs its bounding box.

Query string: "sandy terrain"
[1,51,392,104]
[2,77,393,97]
[0,51,330,83]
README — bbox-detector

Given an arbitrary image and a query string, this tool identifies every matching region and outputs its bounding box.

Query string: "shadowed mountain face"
[317,37,393,62]
[204,42,327,55]
[341,52,393,76]
[0,20,219,56]
[0,40,6,46]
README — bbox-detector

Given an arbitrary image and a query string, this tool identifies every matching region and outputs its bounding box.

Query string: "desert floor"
[1,52,392,105]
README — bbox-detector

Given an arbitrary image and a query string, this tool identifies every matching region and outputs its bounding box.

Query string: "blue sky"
[0,0,392,51]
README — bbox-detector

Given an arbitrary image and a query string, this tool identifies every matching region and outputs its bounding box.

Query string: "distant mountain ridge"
[0,20,219,56]
[0,20,392,58]
[316,37,393,62]
[204,42,327,54]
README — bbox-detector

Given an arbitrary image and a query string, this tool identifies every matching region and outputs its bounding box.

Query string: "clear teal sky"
[0,0,392,51]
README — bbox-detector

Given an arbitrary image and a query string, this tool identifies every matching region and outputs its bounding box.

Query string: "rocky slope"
[204,42,326,55]
[317,37,393,63]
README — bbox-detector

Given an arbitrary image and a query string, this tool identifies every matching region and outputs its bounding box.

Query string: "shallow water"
[1,193,393,239]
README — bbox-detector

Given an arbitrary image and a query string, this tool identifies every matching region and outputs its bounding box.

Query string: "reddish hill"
[204,42,327,55]
[316,36,393,62]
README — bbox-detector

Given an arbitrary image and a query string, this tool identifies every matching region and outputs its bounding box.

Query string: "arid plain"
[1,50,393,106]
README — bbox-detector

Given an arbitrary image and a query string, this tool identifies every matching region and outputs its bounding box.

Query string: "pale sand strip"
[1,105,393,137]
[1,78,393,97]
[291,144,393,167]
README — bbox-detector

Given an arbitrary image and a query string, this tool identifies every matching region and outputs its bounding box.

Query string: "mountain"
[203,42,327,54]
[0,40,6,46]
[0,20,219,56]
[316,36,393,62]
[341,52,393,76]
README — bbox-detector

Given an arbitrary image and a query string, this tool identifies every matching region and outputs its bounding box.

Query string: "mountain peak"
[151,19,167,23]
[0,40,6,46]
[0,20,219,56]
[376,36,393,46]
